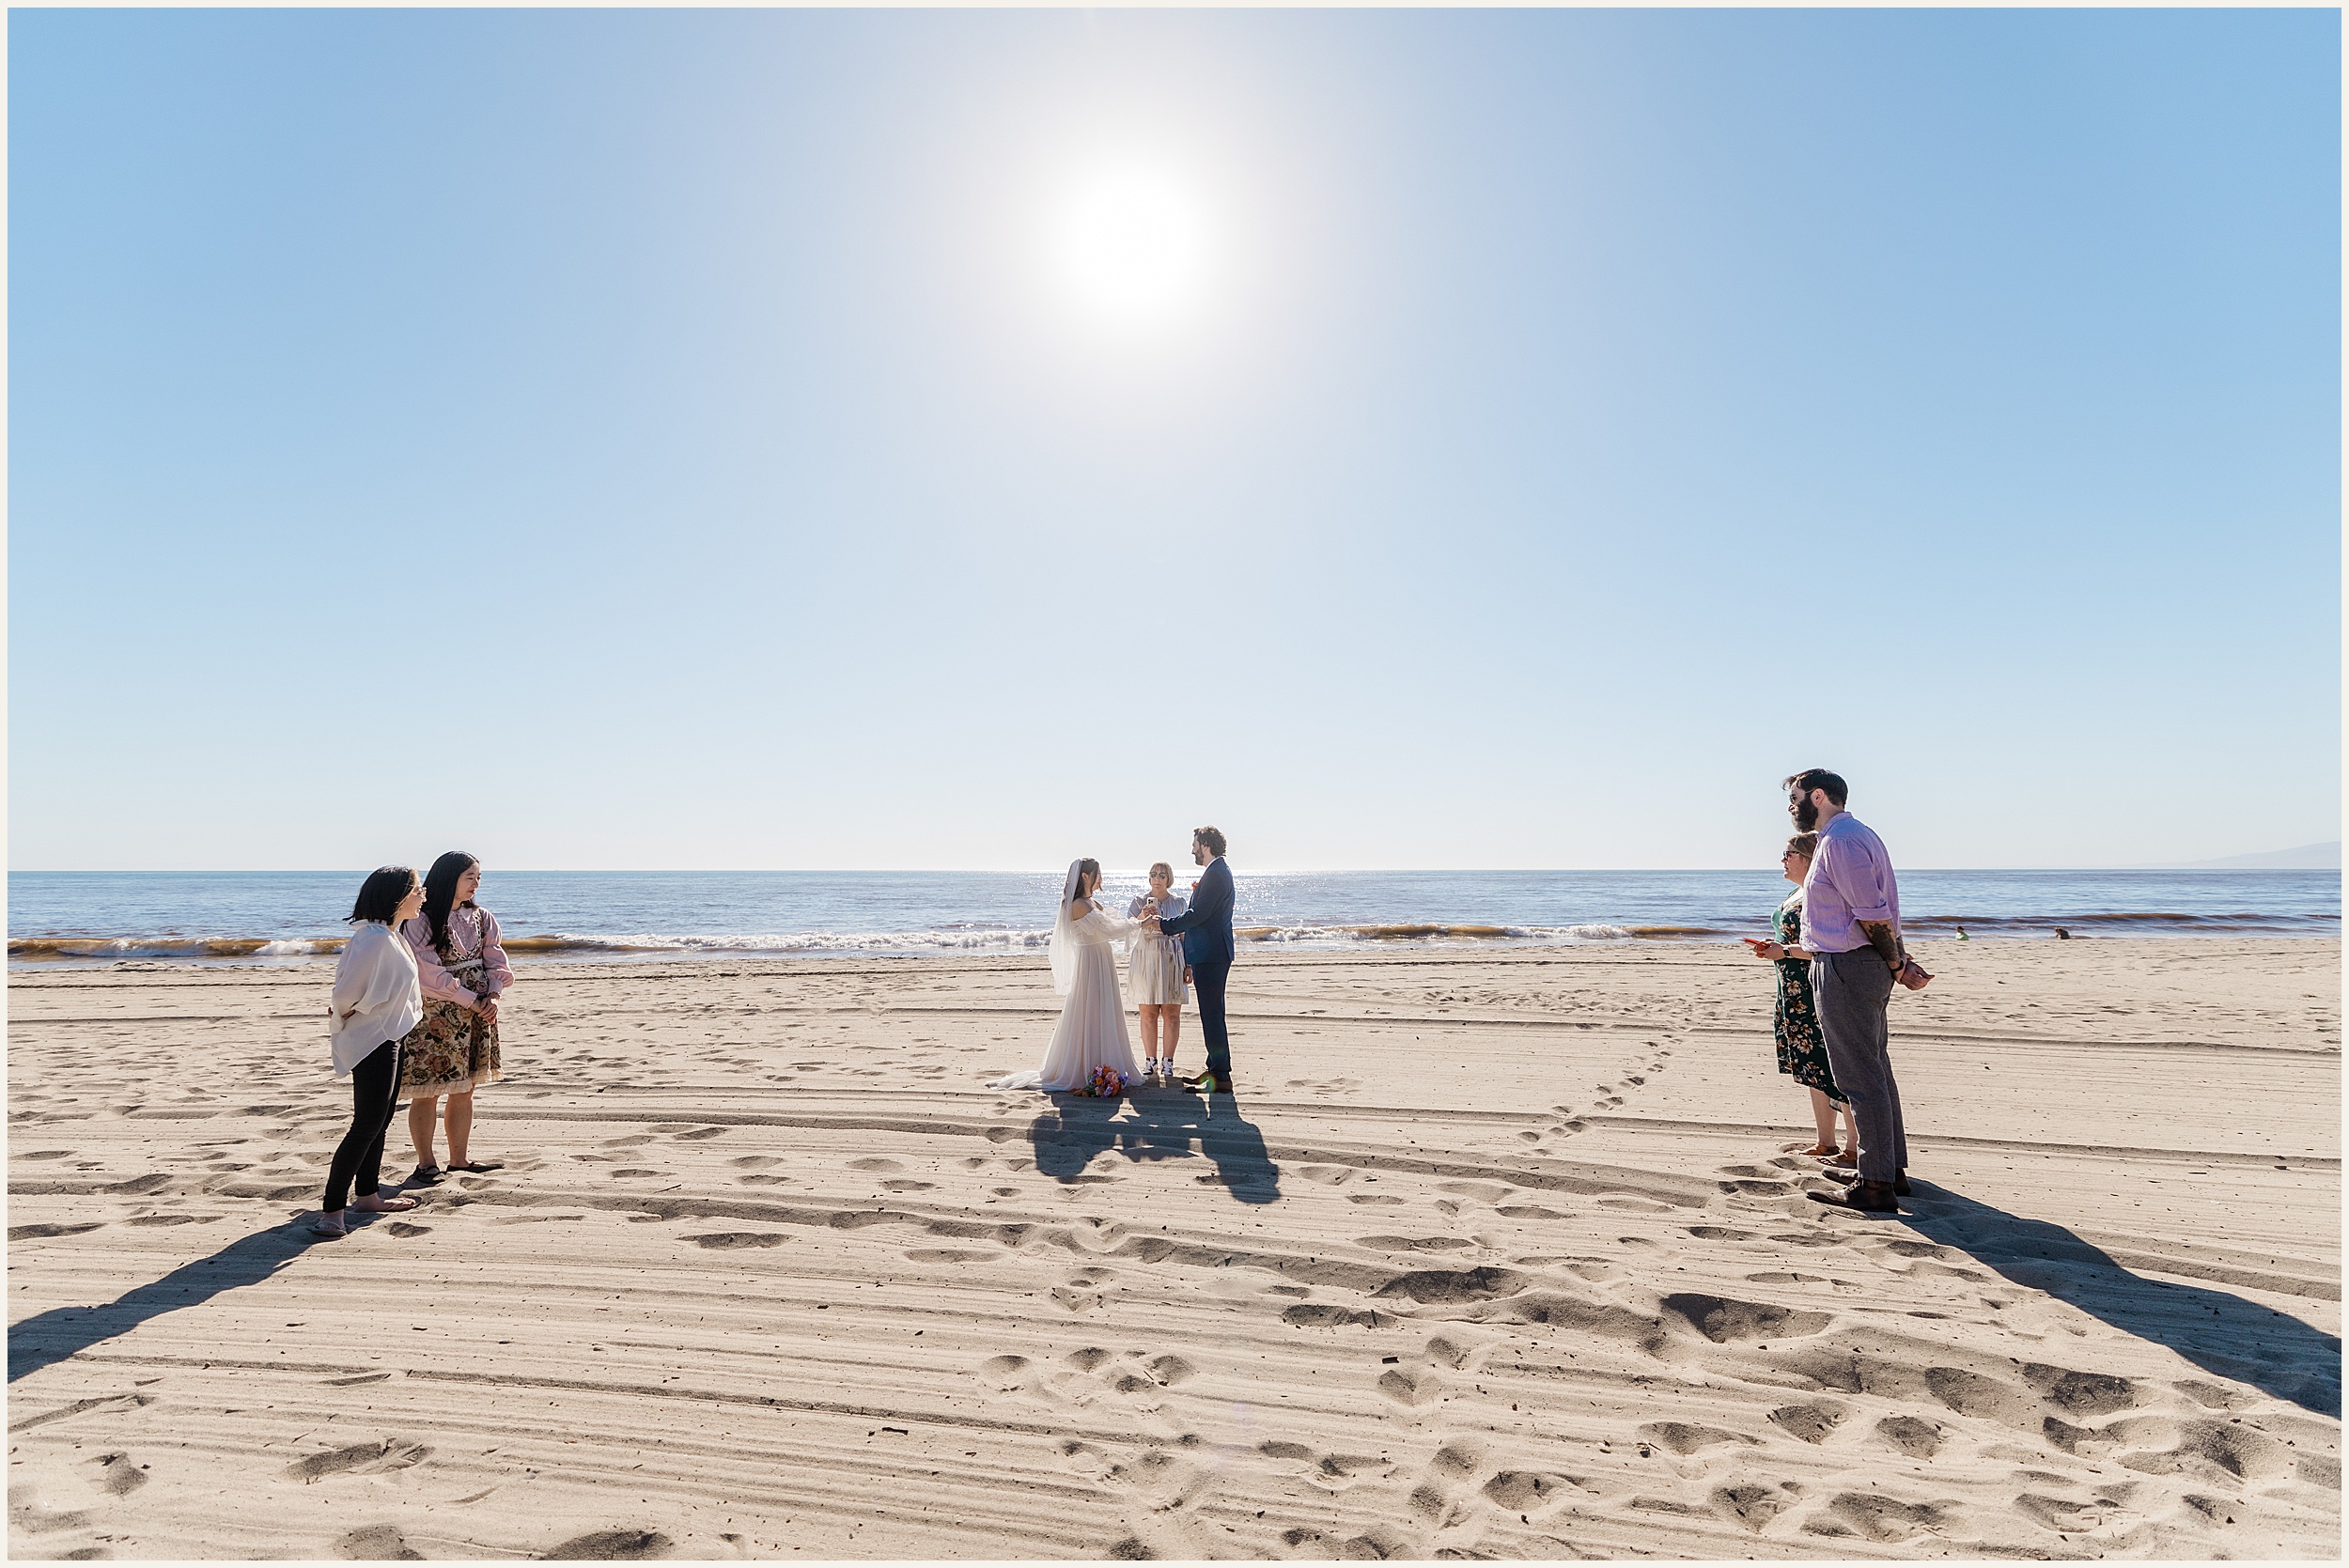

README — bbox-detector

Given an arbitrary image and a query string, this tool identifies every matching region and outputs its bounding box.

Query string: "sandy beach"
[7,937,2339,1560]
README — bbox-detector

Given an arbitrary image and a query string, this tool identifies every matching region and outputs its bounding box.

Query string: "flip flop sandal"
[447,1159,505,1173]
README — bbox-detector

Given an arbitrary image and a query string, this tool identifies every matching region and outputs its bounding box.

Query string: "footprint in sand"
[335,1524,424,1560]
[86,1452,148,1497]
[1814,1493,1955,1544]
[1639,1421,1762,1456]
[1711,1483,1796,1532]
[848,1157,904,1172]
[1768,1402,1848,1443]
[540,1529,674,1560]
[1281,1303,1399,1329]
[283,1438,431,1483]
[1873,1415,1945,1458]
[1377,1366,1443,1406]
[680,1233,786,1250]
[976,1354,1031,1389]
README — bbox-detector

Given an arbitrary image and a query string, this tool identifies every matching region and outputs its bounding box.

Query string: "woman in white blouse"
[312,867,428,1238]
[1127,862,1190,1078]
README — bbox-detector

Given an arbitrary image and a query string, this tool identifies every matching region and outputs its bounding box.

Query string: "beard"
[1791,799,1819,832]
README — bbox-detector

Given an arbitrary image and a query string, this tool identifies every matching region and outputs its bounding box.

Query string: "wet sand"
[7,937,2340,1559]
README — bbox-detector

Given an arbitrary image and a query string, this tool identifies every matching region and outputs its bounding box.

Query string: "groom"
[1148,826,1237,1094]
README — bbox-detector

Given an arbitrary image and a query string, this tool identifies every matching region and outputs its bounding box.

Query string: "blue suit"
[1154,857,1237,1079]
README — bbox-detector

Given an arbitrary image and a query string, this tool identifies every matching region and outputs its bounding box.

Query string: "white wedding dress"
[988,864,1144,1093]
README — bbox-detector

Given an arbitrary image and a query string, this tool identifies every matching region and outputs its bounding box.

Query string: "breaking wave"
[8,936,344,960]
[1239,923,1641,943]
[9,905,2333,966]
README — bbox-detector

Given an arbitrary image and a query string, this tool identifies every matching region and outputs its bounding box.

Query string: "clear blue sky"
[10,8,2340,871]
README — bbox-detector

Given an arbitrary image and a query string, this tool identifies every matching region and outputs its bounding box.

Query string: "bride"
[988,860,1146,1093]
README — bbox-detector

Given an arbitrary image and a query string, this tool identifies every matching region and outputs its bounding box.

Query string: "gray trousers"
[1812,948,1907,1183]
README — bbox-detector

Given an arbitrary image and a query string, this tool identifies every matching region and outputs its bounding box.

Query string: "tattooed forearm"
[1859,920,1902,970]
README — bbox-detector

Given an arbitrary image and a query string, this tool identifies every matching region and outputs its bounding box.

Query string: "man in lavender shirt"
[1783,768,1927,1214]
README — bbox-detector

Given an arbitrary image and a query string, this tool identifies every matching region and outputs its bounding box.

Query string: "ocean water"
[7,868,2338,965]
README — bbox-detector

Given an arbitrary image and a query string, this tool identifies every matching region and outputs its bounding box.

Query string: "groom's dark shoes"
[1822,1166,1910,1197]
[1808,1177,1899,1212]
[1178,1070,1233,1094]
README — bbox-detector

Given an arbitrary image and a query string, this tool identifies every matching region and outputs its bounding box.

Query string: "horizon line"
[8,863,2340,877]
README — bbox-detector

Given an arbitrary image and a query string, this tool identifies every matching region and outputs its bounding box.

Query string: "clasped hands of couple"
[1742,935,1933,991]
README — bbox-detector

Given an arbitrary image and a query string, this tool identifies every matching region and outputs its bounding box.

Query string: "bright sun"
[1050,166,1214,332]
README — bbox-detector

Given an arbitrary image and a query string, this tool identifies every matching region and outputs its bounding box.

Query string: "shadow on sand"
[1027,1085,1280,1204]
[1901,1183,2341,1417]
[10,1219,333,1383]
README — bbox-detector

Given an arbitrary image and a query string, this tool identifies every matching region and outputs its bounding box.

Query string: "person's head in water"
[1781,769,1848,834]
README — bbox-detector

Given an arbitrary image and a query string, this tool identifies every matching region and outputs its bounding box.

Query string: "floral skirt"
[397,998,501,1098]
[1772,962,1844,1102]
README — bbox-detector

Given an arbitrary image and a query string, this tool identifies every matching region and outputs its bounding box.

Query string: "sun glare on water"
[1050,165,1216,334]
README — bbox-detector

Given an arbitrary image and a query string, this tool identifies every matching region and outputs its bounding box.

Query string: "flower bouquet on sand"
[1075,1065,1126,1097]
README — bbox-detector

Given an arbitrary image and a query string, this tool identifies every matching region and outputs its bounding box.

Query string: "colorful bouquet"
[1076,1064,1126,1098]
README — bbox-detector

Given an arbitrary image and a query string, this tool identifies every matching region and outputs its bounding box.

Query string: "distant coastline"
[2148,841,2341,871]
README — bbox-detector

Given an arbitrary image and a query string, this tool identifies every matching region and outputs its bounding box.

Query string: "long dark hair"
[420,850,481,958]
[1071,858,1101,903]
[350,865,418,925]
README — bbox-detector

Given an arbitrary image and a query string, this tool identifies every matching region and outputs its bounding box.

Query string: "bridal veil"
[1048,860,1085,995]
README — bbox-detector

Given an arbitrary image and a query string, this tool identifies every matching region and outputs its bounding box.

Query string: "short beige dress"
[1125,893,1190,1006]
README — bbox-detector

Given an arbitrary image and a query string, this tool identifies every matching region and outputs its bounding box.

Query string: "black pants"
[322,1040,403,1213]
[1192,956,1234,1079]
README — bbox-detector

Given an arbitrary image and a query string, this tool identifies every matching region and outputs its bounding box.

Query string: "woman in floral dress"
[398,851,512,1182]
[1742,832,1853,1164]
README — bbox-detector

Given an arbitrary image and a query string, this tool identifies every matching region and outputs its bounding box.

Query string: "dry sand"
[7,937,2340,1560]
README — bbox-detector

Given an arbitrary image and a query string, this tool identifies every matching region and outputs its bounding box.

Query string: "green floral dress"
[1773,899,1844,1102]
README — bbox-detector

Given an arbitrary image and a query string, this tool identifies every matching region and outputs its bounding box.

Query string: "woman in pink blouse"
[397,851,512,1182]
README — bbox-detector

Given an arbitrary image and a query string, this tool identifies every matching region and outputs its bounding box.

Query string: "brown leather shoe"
[1809,1179,1899,1213]
[1821,1166,1911,1197]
